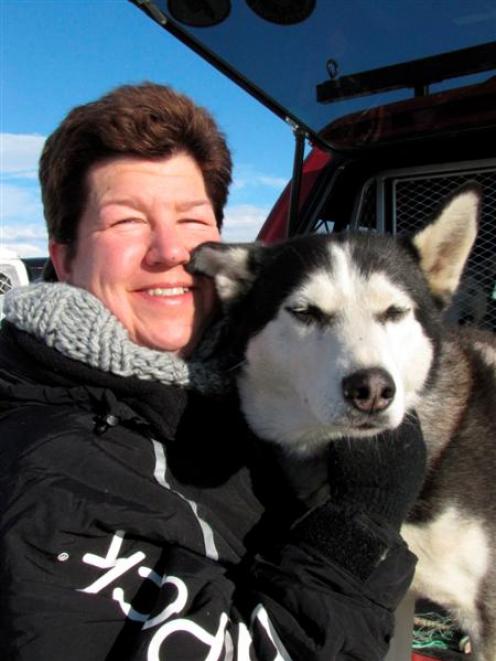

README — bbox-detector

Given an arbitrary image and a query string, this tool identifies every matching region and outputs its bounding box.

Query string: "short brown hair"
[40,82,232,250]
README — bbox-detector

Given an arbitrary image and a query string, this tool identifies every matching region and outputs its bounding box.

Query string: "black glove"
[326,415,427,530]
[290,416,426,580]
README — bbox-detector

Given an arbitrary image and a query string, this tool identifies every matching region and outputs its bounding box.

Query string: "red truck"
[133,0,496,336]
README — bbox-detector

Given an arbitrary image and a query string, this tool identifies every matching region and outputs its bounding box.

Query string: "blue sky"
[1,0,295,257]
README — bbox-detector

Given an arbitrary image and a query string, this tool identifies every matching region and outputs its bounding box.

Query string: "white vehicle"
[0,248,30,319]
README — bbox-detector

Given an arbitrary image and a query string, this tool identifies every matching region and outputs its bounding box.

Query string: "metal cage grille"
[0,270,15,295]
[356,160,496,330]
[392,164,496,330]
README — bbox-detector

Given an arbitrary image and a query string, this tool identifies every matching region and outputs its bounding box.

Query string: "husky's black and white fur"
[189,186,496,661]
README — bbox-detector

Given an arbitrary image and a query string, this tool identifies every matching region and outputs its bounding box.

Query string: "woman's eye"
[111,217,144,227]
[285,305,329,326]
[182,217,212,227]
[378,305,410,323]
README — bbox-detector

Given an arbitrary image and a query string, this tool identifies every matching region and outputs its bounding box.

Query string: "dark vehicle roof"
[132,1,496,150]
[22,257,47,282]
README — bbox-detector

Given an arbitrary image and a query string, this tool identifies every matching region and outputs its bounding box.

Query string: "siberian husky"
[189,185,496,661]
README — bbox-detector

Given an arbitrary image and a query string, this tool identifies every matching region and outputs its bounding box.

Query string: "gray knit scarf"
[3,282,235,394]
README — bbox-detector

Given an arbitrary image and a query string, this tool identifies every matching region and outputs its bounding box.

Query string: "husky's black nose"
[342,368,396,413]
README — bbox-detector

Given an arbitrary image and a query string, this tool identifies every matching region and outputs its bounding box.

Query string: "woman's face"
[49,153,221,356]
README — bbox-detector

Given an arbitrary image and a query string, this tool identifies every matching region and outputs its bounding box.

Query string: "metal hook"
[326,59,339,80]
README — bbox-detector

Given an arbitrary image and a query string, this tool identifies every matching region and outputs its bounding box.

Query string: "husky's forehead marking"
[291,243,355,314]
[289,242,413,321]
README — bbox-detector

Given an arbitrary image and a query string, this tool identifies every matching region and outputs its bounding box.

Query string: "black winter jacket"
[0,322,416,660]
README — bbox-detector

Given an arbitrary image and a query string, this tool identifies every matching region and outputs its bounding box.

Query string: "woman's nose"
[145,224,190,267]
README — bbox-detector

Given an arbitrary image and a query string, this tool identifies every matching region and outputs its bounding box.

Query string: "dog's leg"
[473,566,496,661]
[402,512,493,660]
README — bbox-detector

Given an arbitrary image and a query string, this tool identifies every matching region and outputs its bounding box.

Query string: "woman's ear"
[48,239,72,282]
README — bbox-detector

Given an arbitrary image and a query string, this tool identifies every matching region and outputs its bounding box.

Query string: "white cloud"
[0,219,48,258]
[0,241,47,259]
[0,134,47,257]
[222,204,269,242]
[232,164,288,192]
[1,223,47,241]
[1,180,47,258]
[255,174,288,189]
[1,183,44,223]
[0,133,46,178]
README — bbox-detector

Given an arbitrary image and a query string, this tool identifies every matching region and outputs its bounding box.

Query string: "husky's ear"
[412,184,480,305]
[188,241,267,303]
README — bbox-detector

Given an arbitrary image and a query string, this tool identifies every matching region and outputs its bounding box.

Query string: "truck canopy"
[132,0,496,150]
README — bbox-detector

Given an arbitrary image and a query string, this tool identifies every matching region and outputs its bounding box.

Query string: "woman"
[0,82,426,660]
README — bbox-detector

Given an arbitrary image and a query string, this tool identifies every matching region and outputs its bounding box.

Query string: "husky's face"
[189,186,480,454]
[238,241,436,450]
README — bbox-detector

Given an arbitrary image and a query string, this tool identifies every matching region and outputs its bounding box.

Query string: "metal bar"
[317,41,496,104]
[287,128,306,236]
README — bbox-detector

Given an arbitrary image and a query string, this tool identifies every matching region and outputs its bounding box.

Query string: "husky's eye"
[285,305,329,325]
[377,305,410,323]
